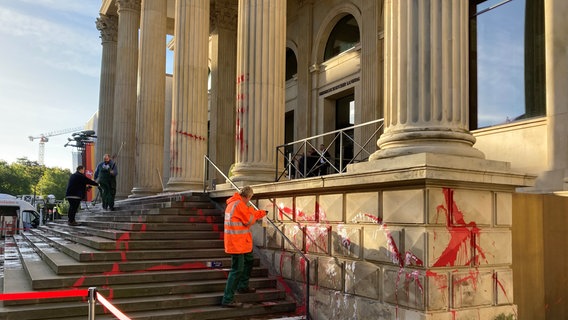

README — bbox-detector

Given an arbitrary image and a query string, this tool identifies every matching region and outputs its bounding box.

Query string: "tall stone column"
[543,0,568,191]
[370,0,484,161]
[112,0,140,199]
[166,0,210,191]
[231,0,286,184]
[95,14,118,164]
[209,2,238,185]
[131,0,167,197]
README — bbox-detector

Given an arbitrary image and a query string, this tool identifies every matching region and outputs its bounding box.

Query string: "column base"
[129,186,164,198]
[230,162,275,185]
[371,129,486,160]
[165,177,204,192]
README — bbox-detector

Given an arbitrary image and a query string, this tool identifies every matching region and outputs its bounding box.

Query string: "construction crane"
[28,127,84,165]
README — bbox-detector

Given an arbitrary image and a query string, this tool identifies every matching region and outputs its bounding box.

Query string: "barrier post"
[88,287,97,320]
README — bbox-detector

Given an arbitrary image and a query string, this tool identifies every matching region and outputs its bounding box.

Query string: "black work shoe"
[237,287,256,294]
[221,301,243,308]
[68,221,80,226]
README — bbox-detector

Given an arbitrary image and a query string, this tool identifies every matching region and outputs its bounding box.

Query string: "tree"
[0,158,71,199]
[0,160,32,195]
[37,167,71,199]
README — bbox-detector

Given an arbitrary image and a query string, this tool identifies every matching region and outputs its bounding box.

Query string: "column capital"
[116,0,141,12]
[213,4,238,31]
[96,14,118,43]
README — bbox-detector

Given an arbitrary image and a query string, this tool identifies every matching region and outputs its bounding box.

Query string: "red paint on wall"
[433,188,487,267]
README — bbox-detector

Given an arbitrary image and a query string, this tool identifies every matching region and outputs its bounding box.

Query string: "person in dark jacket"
[65,165,98,226]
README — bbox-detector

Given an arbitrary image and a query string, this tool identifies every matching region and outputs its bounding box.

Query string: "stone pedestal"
[249,153,534,319]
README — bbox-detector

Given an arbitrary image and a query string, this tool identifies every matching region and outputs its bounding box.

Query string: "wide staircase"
[0,193,297,319]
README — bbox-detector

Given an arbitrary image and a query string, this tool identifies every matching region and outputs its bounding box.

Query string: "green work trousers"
[222,252,254,304]
[98,170,116,210]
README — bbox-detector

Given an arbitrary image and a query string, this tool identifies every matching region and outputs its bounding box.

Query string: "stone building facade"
[95,0,568,318]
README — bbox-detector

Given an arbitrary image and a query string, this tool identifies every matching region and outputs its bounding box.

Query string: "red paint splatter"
[432,188,487,267]
[175,129,206,141]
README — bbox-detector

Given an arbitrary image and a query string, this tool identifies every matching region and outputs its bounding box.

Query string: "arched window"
[323,14,360,61]
[285,48,297,81]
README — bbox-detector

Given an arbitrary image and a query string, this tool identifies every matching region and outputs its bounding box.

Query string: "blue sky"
[0,0,101,171]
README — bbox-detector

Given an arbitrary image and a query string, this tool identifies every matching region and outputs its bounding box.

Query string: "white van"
[0,194,40,237]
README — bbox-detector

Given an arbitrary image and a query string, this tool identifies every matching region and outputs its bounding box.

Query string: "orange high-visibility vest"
[224,193,266,254]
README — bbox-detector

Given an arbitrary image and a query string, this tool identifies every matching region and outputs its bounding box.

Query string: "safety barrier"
[0,287,131,320]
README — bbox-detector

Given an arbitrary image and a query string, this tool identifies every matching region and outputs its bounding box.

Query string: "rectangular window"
[470,0,545,129]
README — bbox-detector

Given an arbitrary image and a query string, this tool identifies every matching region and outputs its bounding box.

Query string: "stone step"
[20,232,236,275]
[27,229,226,262]
[39,224,223,241]
[113,199,218,212]
[0,289,293,320]
[53,219,223,232]
[3,273,276,306]
[80,206,223,219]
[30,227,224,251]
[15,247,267,290]
[61,300,297,320]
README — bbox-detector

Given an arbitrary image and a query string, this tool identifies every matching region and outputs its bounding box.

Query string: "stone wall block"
[333,225,361,259]
[296,195,317,221]
[494,269,514,305]
[452,189,492,226]
[275,251,294,280]
[284,223,304,252]
[404,227,427,267]
[345,261,380,299]
[306,225,330,254]
[319,193,344,222]
[346,191,380,223]
[265,221,283,249]
[428,228,472,268]
[383,189,425,224]
[317,256,344,291]
[425,270,450,311]
[451,270,493,309]
[383,267,426,310]
[477,230,512,266]
[293,253,317,284]
[355,297,397,319]
[495,192,513,226]
[428,188,492,226]
[364,225,403,265]
[251,223,264,247]
[258,198,275,220]
[275,197,294,221]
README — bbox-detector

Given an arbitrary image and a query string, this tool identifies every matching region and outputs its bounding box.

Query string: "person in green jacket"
[94,153,117,210]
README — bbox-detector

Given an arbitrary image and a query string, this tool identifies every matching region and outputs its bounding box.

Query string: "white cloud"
[0,4,101,77]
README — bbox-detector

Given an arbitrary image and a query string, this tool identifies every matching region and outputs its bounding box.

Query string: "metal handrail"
[203,155,311,319]
[276,118,384,181]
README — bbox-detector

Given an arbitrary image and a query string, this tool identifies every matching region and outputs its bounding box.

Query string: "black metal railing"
[276,118,384,181]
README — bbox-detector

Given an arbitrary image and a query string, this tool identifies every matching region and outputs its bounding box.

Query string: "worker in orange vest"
[221,186,267,308]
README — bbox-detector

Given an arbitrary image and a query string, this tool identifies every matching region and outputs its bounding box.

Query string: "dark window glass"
[335,94,355,169]
[286,48,298,81]
[470,0,545,129]
[324,15,360,61]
